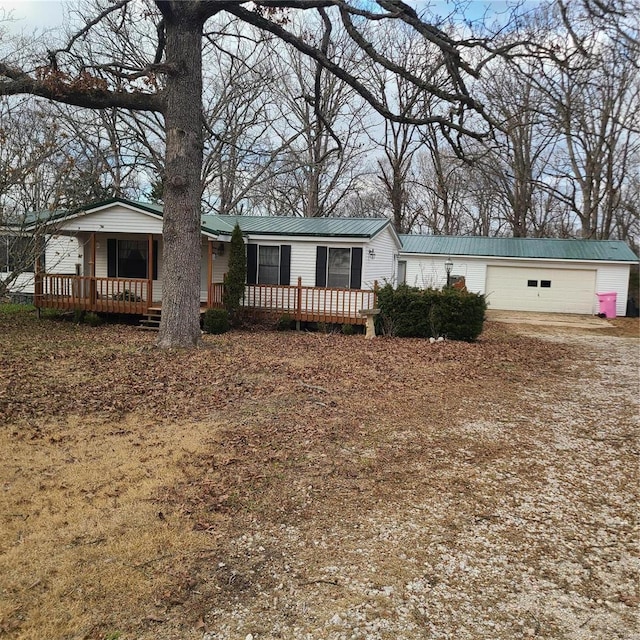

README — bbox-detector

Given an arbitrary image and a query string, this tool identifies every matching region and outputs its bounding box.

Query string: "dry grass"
[0,414,224,638]
[0,308,637,640]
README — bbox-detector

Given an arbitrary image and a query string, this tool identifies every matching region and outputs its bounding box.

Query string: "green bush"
[223,223,246,324]
[84,312,103,327]
[203,308,230,334]
[376,283,486,341]
[341,323,355,335]
[276,313,294,331]
[0,302,36,316]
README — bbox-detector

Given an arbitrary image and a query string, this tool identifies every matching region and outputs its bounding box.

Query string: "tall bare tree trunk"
[156,9,205,349]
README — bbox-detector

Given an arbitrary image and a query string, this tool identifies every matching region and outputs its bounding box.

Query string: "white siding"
[362,227,398,289]
[595,263,631,316]
[4,235,80,295]
[246,237,375,289]
[290,241,317,286]
[58,205,164,235]
[403,255,487,291]
[5,272,34,294]
[46,235,81,274]
[211,241,230,284]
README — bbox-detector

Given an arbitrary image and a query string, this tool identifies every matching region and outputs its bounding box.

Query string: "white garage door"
[485,266,597,314]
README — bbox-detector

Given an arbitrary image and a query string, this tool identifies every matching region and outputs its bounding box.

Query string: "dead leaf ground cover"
[0,308,637,640]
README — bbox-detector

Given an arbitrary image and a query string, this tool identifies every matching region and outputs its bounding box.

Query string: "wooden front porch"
[35,274,153,314]
[35,274,378,325]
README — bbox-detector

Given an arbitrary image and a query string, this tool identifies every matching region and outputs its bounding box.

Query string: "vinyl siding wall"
[362,226,399,289]
[240,231,394,289]
[4,235,80,294]
[403,255,487,292]
[595,263,631,316]
[58,205,164,235]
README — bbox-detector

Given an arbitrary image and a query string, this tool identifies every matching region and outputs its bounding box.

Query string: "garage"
[485,265,597,314]
[399,236,637,316]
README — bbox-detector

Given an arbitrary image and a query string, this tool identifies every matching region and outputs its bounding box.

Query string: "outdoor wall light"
[444,257,453,288]
[368,248,376,259]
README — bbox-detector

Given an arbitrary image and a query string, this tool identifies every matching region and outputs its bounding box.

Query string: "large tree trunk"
[156,9,205,349]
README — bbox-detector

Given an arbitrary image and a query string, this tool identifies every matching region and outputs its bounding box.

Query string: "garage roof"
[399,235,638,262]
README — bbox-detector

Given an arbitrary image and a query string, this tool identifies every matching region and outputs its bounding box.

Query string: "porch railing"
[35,274,377,325]
[208,277,377,325]
[35,274,151,315]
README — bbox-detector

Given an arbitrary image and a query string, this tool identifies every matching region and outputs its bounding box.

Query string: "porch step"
[138,310,161,331]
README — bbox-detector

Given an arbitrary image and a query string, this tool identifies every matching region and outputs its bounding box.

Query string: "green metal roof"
[17,198,391,239]
[202,214,392,238]
[16,198,638,262]
[399,235,638,262]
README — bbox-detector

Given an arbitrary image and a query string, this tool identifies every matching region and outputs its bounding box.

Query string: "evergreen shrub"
[203,308,230,334]
[276,313,294,331]
[223,223,246,324]
[376,283,486,341]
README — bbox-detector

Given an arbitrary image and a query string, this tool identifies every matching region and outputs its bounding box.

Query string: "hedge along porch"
[33,199,399,324]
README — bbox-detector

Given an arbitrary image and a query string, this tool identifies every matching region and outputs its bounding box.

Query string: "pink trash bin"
[596,292,617,318]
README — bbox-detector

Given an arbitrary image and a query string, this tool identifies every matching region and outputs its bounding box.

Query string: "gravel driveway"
[193,325,640,640]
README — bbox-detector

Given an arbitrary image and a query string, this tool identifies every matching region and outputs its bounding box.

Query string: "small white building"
[399,235,638,317]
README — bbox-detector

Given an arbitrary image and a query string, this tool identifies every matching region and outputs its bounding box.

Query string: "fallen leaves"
[1,311,636,640]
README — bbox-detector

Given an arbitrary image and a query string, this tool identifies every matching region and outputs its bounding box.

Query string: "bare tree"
[0,0,519,348]
[251,17,372,218]
[412,138,474,235]
[0,96,136,297]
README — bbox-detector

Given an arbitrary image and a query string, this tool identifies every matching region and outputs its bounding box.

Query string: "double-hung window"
[246,244,291,285]
[258,246,280,285]
[315,246,363,289]
[327,248,351,288]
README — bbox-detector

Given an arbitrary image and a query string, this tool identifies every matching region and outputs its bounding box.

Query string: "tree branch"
[224,4,492,137]
[0,62,164,113]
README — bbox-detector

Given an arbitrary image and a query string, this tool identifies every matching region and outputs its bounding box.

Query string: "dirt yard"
[0,309,638,640]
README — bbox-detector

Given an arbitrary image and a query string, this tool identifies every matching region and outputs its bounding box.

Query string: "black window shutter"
[350,247,363,289]
[246,244,257,284]
[279,245,291,285]
[316,246,327,287]
[152,240,158,280]
[107,239,117,277]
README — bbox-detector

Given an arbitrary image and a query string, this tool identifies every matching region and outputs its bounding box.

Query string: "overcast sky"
[1,0,68,32]
[1,0,542,33]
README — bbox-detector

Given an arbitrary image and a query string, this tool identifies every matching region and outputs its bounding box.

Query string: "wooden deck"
[35,275,377,326]
[35,275,152,315]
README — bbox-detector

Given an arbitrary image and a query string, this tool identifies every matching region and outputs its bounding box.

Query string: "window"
[397,260,407,285]
[0,235,40,273]
[257,246,280,285]
[527,280,538,287]
[541,280,551,288]
[327,248,351,288]
[246,245,291,285]
[315,246,363,289]
[107,239,158,279]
